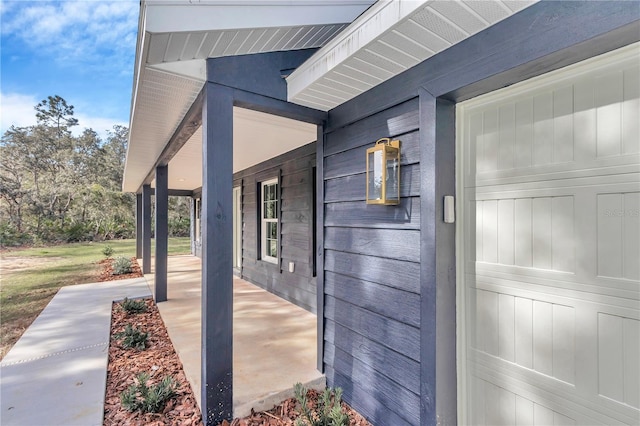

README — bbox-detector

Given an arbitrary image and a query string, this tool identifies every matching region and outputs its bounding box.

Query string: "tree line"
[0,95,190,246]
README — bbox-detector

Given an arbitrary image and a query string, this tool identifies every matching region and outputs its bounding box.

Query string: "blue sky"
[1,0,139,137]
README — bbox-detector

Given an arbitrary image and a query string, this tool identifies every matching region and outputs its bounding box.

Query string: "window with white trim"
[261,178,278,264]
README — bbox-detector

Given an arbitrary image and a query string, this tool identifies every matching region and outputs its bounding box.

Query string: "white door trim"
[233,186,242,269]
[455,99,469,425]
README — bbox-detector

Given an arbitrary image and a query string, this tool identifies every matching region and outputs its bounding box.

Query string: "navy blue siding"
[236,142,317,312]
[322,99,421,425]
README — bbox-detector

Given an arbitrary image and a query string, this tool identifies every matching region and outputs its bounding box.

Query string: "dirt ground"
[0,255,76,359]
[1,255,66,273]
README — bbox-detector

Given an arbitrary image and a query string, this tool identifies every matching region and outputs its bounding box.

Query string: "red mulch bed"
[104,298,204,425]
[98,257,144,281]
[219,389,372,426]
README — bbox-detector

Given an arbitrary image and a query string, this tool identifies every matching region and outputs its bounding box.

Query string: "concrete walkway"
[0,278,150,426]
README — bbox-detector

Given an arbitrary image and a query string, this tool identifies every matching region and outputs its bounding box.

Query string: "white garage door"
[458,43,640,425]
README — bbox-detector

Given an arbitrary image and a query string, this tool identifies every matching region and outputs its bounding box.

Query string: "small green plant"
[112,256,132,275]
[113,324,149,350]
[120,372,176,413]
[102,245,114,258]
[294,383,349,426]
[120,297,148,314]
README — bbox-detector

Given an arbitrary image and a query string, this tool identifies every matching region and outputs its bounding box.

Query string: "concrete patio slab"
[0,278,151,426]
[145,255,324,418]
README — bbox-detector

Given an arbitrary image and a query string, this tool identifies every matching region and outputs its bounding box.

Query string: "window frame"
[260,178,279,264]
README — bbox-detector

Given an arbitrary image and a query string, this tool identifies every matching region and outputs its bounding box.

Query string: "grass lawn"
[0,237,191,359]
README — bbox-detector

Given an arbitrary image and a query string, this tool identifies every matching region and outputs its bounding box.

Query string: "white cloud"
[2,0,138,74]
[74,113,128,138]
[0,92,38,131]
[1,91,127,139]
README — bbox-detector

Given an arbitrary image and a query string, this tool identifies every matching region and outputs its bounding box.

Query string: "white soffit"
[124,69,203,193]
[153,107,317,191]
[144,0,377,34]
[123,0,375,192]
[287,0,539,110]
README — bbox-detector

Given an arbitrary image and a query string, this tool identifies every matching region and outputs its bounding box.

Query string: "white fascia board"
[286,0,428,103]
[123,1,150,192]
[144,0,375,33]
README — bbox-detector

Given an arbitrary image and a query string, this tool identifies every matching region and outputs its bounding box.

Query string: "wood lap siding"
[235,142,317,313]
[323,98,421,425]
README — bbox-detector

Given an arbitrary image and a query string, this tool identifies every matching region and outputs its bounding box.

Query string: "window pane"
[268,222,277,239]
[269,239,277,257]
[264,183,277,201]
[264,201,276,219]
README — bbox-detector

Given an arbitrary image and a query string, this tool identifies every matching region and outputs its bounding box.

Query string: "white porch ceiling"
[151,107,317,191]
[123,0,375,193]
[287,0,539,110]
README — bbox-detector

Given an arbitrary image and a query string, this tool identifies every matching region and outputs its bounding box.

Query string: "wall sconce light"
[366,137,401,205]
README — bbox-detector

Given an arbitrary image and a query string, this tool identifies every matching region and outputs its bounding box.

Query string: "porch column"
[136,193,143,259]
[142,184,152,274]
[419,89,457,425]
[315,124,325,373]
[155,165,168,302]
[190,197,196,255]
[201,81,233,424]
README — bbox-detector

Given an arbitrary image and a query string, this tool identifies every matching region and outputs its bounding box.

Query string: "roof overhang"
[123,0,374,193]
[123,0,542,193]
[287,0,539,110]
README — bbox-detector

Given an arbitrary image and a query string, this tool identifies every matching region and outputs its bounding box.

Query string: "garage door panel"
[471,171,640,196]
[470,375,579,426]
[471,359,638,425]
[470,287,576,383]
[460,43,640,425]
[464,62,640,188]
[622,66,640,155]
[597,191,640,281]
[595,71,624,158]
[474,195,576,273]
[594,65,640,158]
[598,314,640,409]
[471,272,640,312]
[468,160,640,188]
[468,178,639,296]
[622,317,640,409]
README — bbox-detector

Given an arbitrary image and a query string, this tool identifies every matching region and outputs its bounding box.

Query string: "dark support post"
[419,89,437,426]
[155,165,168,303]
[201,81,234,424]
[315,124,325,373]
[419,88,457,425]
[142,184,152,274]
[190,197,196,255]
[136,193,143,259]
